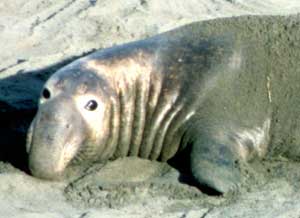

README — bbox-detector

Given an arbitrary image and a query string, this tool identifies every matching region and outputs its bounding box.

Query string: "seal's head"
[27,63,112,180]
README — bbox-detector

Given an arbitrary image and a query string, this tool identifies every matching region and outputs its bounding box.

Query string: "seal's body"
[27,15,300,193]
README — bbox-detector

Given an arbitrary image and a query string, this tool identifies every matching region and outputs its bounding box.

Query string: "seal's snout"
[27,97,86,180]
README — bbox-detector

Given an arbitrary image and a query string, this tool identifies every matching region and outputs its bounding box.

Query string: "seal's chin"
[29,164,64,180]
[28,148,67,180]
[28,141,81,180]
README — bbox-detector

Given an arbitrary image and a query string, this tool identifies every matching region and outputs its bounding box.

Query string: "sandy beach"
[1,1,300,217]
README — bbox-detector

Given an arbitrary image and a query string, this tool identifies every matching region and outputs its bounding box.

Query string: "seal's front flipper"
[190,131,242,194]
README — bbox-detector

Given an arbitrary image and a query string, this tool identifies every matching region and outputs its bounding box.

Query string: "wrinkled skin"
[27,15,300,193]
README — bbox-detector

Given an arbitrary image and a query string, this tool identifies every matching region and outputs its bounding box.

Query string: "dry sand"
[1,1,300,217]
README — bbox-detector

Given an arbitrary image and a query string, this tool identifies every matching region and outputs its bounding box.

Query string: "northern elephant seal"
[26,15,300,193]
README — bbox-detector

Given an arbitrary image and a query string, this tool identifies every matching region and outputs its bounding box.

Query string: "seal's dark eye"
[85,100,98,111]
[42,88,51,99]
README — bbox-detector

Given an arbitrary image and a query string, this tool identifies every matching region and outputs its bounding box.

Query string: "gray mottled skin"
[27,15,300,193]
